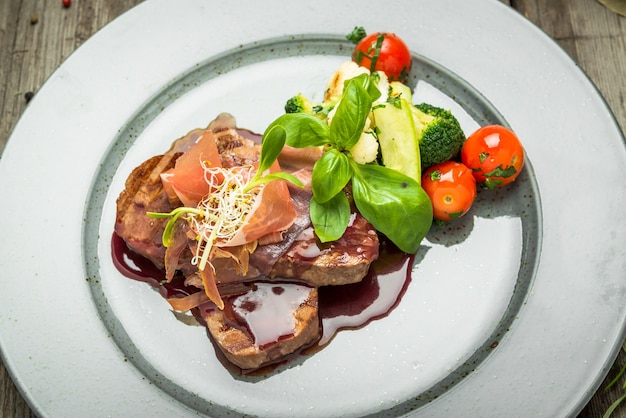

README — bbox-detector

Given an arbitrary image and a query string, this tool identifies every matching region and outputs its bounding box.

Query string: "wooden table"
[1,1,624,416]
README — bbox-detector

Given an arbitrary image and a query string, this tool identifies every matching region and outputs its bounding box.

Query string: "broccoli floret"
[284,93,315,114]
[346,26,367,44]
[284,93,336,119]
[411,102,466,169]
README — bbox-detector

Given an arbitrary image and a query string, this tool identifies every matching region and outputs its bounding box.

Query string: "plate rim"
[86,35,544,416]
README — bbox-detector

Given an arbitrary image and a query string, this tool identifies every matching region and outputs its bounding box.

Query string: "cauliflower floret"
[350,117,378,164]
[324,61,370,101]
[325,61,390,105]
[350,132,378,164]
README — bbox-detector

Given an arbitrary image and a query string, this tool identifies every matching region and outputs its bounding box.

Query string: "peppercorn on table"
[0,1,625,417]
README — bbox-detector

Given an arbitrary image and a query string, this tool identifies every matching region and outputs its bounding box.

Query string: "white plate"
[1,1,625,416]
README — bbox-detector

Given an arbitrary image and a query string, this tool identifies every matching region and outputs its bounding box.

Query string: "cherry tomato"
[421,161,477,221]
[461,125,525,189]
[352,32,412,82]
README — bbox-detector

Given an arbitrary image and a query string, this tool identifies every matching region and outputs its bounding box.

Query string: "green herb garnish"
[346,26,367,44]
[265,73,432,253]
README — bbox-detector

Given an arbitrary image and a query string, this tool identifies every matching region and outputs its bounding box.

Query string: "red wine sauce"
[111,233,413,360]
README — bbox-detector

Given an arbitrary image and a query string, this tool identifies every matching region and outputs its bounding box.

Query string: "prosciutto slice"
[115,113,378,314]
[159,116,299,307]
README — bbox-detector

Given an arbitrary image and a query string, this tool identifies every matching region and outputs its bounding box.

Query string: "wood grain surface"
[1,0,625,417]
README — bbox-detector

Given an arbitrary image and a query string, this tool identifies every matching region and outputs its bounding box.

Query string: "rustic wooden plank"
[0,364,35,418]
[567,0,626,137]
[0,1,27,153]
[1,0,71,151]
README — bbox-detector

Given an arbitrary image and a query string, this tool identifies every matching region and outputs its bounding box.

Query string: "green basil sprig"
[245,125,304,192]
[265,73,432,254]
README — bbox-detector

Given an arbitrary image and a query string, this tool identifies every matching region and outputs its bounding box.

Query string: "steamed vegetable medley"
[266,27,525,253]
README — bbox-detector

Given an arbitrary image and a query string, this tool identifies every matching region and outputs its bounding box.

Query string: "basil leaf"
[258,125,286,174]
[311,149,352,203]
[159,207,199,247]
[484,164,517,178]
[330,76,372,150]
[364,73,383,103]
[351,163,432,253]
[265,113,330,148]
[348,72,382,103]
[310,192,351,242]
